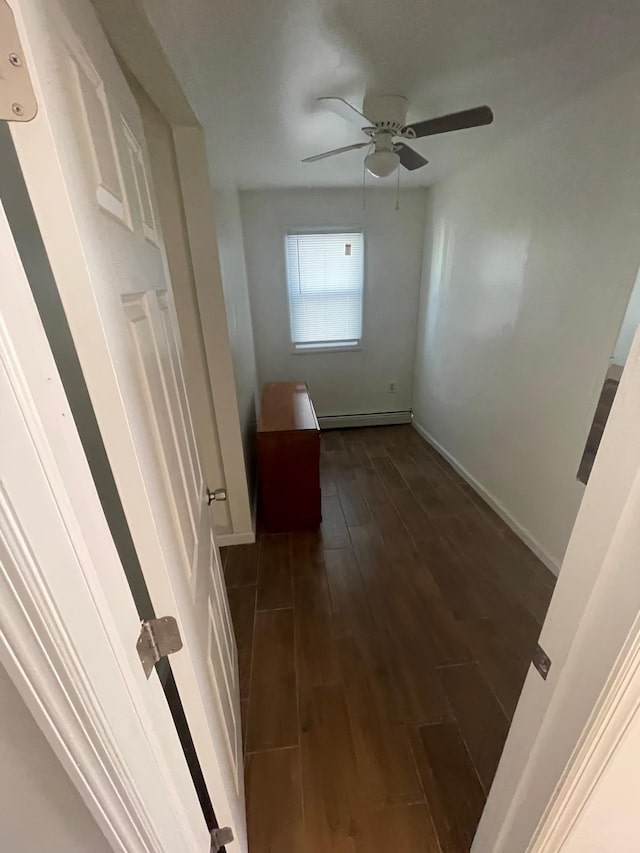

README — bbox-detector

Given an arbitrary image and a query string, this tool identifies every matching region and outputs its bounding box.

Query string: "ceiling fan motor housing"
[362,95,417,146]
[362,94,409,126]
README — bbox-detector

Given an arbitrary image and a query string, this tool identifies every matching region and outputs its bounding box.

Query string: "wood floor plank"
[324,547,375,642]
[294,574,339,687]
[499,534,555,622]
[437,662,510,792]
[372,456,406,491]
[291,530,325,577]
[246,609,297,751]
[412,470,469,518]
[459,614,538,719]
[419,594,472,666]
[300,682,369,853]
[326,449,358,486]
[320,455,338,497]
[363,804,440,852]
[321,429,345,451]
[320,494,351,549]
[348,524,453,724]
[245,747,304,853]
[223,542,258,587]
[388,487,437,548]
[421,535,491,620]
[377,595,453,725]
[385,549,441,602]
[412,722,486,852]
[390,455,426,489]
[345,440,373,471]
[226,585,256,700]
[338,636,424,808]
[348,522,393,590]
[256,533,292,610]
[337,479,372,527]
[358,427,389,460]
[354,465,390,510]
[366,498,419,565]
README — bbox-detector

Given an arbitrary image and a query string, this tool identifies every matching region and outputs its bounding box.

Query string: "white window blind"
[285,231,364,349]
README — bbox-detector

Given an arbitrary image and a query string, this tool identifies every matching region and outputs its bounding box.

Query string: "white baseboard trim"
[412,420,560,576]
[217,529,256,547]
[319,410,412,430]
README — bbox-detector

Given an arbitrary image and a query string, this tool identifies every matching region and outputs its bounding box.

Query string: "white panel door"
[0,196,208,852]
[8,0,245,848]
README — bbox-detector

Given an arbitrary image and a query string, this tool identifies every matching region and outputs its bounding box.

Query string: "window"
[285,231,364,350]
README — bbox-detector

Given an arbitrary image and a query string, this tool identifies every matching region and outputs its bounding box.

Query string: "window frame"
[284,227,365,354]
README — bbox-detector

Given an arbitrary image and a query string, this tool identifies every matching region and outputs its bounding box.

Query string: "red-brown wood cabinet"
[257,382,321,532]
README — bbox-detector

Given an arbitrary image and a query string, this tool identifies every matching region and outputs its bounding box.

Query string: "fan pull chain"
[362,141,375,211]
[395,163,401,211]
[362,149,367,211]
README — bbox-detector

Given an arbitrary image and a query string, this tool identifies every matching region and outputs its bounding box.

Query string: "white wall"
[613,266,640,366]
[240,188,426,417]
[215,187,258,482]
[413,63,640,571]
[0,663,110,852]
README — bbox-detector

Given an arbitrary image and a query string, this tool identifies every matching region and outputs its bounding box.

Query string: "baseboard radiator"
[318,411,412,430]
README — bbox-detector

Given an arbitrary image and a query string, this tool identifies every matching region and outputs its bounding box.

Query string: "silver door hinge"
[207,486,227,504]
[0,1,38,121]
[136,616,183,679]
[211,826,233,852]
[532,643,551,680]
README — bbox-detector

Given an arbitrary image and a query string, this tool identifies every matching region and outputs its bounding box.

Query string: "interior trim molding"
[319,410,412,430]
[412,420,560,576]
[217,463,258,547]
[530,610,640,850]
[217,530,256,547]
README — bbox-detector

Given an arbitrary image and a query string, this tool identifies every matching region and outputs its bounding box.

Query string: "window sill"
[291,345,362,355]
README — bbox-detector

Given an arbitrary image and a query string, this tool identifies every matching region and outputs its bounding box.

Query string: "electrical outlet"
[387,381,397,393]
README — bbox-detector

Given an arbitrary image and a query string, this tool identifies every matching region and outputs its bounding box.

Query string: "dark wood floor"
[222,425,555,853]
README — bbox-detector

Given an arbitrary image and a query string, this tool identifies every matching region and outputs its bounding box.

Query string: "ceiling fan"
[303,95,494,178]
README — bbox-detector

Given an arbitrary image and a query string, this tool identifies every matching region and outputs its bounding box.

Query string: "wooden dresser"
[257,382,321,532]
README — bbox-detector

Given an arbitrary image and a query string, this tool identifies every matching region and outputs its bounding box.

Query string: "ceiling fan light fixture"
[365,150,400,178]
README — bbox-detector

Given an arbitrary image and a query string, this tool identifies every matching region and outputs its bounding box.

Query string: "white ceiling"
[139,0,640,189]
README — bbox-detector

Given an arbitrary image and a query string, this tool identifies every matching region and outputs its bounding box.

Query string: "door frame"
[530,610,640,850]
[92,0,254,546]
[0,193,208,851]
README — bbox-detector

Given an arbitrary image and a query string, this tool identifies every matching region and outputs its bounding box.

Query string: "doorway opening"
[225,421,555,850]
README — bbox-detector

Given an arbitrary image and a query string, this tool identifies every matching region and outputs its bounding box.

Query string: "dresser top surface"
[258,382,319,433]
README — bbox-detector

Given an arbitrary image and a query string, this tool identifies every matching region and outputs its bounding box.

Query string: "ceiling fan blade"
[406,105,494,139]
[317,96,374,126]
[302,142,370,163]
[395,143,428,171]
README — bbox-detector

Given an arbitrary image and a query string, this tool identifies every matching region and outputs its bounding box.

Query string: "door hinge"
[207,486,227,504]
[211,826,233,852]
[0,1,38,121]
[532,642,551,680]
[136,616,183,679]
